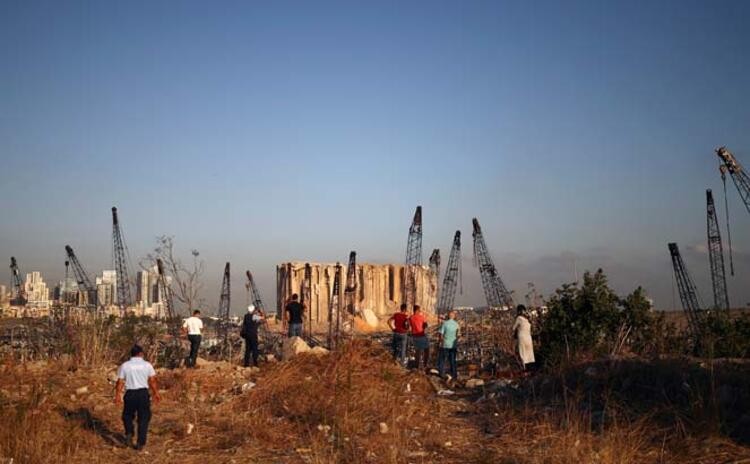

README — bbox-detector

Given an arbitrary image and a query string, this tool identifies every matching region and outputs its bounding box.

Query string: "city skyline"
[1,1,749,313]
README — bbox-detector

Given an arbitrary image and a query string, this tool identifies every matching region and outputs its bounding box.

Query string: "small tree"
[143,236,205,315]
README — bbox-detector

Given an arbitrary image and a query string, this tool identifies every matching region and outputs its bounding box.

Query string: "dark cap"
[130,345,144,357]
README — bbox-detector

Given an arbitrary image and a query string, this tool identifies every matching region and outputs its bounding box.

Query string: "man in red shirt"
[409,305,429,370]
[388,304,410,364]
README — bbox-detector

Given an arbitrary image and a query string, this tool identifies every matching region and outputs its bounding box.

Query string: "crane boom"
[668,243,704,344]
[472,218,514,310]
[64,245,97,308]
[706,190,730,311]
[156,258,175,320]
[404,206,423,308]
[217,262,231,354]
[111,207,133,311]
[715,146,750,215]
[437,231,461,316]
[9,257,26,305]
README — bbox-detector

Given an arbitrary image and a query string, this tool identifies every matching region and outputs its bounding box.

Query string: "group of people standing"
[388,303,535,381]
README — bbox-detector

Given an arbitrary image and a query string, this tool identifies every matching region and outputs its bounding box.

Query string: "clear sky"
[1,0,749,314]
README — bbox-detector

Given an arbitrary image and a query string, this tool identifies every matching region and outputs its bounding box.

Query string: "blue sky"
[1,0,749,314]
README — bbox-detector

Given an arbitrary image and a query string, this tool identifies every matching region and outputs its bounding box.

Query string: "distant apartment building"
[24,272,51,309]
[136,266,172,319]
[96,270,118,307]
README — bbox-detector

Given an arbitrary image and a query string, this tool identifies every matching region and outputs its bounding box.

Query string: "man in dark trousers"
[241,305,264,367]
[114,345,161,450]
[181,309,203,367]
[387,303,410,364]
[285,293,305,337]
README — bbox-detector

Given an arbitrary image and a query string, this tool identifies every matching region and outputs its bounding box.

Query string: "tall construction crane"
[111,207,133,312]
[9,257,26,305]
[245,270,281,352]
[327,263,342,350]
[216,262,231,352]
[343,251,358,337]
[437,231,461,316]
[65,245,97,308]
[715,146,750,215]
[301,263,313,338]
[429,248,441,280]
[404,206,423,308]
[706,190,730,311]
[156,258,175,320]
[668,243,704,344]
[472,218,514,310]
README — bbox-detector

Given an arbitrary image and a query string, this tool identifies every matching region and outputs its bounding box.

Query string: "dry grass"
[1,336,750,463]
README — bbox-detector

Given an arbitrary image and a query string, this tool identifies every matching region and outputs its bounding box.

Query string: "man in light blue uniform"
[115,345,161,450]
[437,310,460,381]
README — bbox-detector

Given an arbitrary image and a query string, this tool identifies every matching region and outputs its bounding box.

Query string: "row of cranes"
[403,205,515,316]
[669,146,749,346]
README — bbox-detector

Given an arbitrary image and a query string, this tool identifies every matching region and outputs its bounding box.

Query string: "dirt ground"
[2,339,750,463]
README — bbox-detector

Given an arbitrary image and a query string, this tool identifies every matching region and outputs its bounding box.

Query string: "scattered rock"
[241,382,256,393]
[465,379,485,388]
[265,354,277,363]
[437,389,455,396]
[317,424,331,434]
[186,423,194,435]
[443,441,452,448]
[282,336,311,360]
[310,346,330,356]
[379,422,389,434]
[75,386,89,395]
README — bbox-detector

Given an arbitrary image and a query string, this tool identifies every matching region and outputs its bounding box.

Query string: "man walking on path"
[182,309,203,368]
[241,305,264,367]
[388,303,410,364]
[437,310,460,381]
[409,305,429,370]
[115,345,161,450]
[285,294,305,337]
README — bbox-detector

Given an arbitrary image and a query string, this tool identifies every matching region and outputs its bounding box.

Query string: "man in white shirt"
[182,309,204,368]
[114,345,161,450]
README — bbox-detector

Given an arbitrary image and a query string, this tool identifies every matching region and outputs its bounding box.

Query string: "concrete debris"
[317,424,331,434]
[310,346,330,356]
[379,422,389,434]
[75,386,89,395]
[241,382,256,393]
[265,354,277,363]
[282,336,311,360]
[465,379,485,388]
[186,423,194,435]
[437,389,455,396]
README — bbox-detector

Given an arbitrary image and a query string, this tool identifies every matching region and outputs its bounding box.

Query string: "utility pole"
[9,257,26,306]
[111,207,133,314]
[437,231,461,317]
[668,243,704,346]
[706,190,730,311]
[472,218,514,310]
[65,245,97,309]
[404,206,423,309]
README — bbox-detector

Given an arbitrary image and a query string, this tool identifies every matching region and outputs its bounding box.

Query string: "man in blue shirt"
[437,310,460,381]
[114,345,161,450]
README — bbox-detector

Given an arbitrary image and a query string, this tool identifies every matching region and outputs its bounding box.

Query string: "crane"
[342,251,358,339]
[404,206,423,308]
[472,218,514,310]
[715,146,750,215]
[245,270,281,353]
[437,231,461,317]
[111,207,133,312]
[327,263,343,350]
[156,258,175,320]
[216,262,231,355]
[668,243,704,345]
[301,263,313,339]
[706,190,730,311]
[9,257,26,305]
[429,248,441,279]
[65,245,97,308]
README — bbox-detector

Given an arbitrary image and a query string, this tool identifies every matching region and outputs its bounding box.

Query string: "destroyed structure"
[276,262,438,328]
